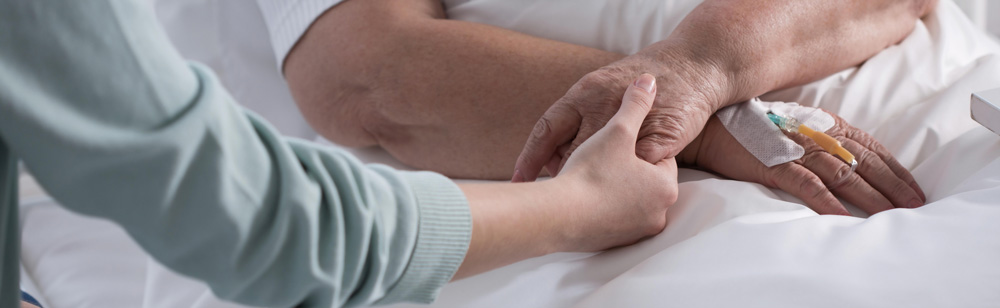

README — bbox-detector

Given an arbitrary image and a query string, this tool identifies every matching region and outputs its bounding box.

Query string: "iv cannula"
[767,112,858,171]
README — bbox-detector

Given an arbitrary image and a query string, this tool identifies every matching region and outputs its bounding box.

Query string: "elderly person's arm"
[514,0,936,214]
[280,0,623,179]
[281,0,935,181]
[280,0,931,214]
[516,0,940,180]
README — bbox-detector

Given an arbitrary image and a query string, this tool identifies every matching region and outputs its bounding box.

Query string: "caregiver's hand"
[456,74,678,278]
[678,109,927,215]
[555,73,679,251]
[511,51,729,182]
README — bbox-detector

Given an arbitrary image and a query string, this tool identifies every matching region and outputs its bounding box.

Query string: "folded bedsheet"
[18,0,1000,307]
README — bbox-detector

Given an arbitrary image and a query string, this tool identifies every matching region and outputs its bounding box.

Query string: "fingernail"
[907,198,923,209]
[511,169,524,183]
[634,73,656,94]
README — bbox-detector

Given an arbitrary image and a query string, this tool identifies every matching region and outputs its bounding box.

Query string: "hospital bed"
[17,0,1000,307]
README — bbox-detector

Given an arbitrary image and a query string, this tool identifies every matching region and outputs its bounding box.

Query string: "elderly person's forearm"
[658,0,939,109]
[286,0,937,180]
[514,0,939,180]
[284,0,622,179]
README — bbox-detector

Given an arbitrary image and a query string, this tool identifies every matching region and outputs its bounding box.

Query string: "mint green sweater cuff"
[378,171,471,304]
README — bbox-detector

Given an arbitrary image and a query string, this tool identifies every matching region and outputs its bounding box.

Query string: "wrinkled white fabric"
[716,99,836,167]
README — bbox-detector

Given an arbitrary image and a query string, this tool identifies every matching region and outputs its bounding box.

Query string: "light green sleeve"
[0,1,471,307]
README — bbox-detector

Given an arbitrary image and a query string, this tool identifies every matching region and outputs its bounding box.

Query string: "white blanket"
[18,1,1000,307]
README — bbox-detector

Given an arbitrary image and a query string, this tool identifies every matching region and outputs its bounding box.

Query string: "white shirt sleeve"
[255,0,346,69]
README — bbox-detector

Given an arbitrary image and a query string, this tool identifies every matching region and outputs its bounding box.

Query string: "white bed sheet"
[18,0,1000,307]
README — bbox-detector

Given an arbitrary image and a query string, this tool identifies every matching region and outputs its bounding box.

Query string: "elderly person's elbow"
[284,55,414,148]
[292,85,381,147]
[282,1,424,148]
[281,32,385,147]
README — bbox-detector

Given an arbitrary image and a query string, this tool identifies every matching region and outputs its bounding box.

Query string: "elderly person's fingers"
[512,103,582,183]
[548,74,660,176]
[845,128,927,202]
[515,52,725,181]
[768,162,850,215]
[796,151,894,215]
[784,128,899,215]
[840,138,923,209]
[780,110,925,213]
[681,104,922,216]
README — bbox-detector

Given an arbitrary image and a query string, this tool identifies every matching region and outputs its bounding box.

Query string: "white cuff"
[255,0,345,70]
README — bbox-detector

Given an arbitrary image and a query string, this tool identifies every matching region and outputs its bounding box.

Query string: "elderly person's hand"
[678,108,926,215]
[551,73,680,251]
[511,50,728,182]
[512,0,937,183]
[457,74,679,278]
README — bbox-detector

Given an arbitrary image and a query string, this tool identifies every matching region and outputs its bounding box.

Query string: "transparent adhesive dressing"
[767,112,858,171]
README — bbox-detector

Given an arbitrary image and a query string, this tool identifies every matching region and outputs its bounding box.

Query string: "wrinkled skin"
[680,110,927,215]
[512,53,724,181]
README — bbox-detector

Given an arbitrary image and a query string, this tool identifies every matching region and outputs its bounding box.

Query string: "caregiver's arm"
[281,0,623,179]
[0,2,467,307]
[0,2,677,307]
[515,0,940,180]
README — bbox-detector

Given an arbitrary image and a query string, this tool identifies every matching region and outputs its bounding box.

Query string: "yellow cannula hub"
[767,112,857,171]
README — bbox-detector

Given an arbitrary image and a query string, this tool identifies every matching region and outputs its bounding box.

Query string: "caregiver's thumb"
[608,73,657,144]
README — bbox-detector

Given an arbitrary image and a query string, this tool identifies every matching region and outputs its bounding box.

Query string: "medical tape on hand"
[715,98,835,167]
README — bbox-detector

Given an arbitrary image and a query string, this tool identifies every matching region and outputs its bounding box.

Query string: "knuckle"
[856,149,879,172]
[661,181,679,205]
[764,163,794,189]
[842,125,869,142]
[636,111,687,147]
[800,151,826,164]
[827,110,849,134]
[828,163,854,190]
[578,71,611,89]
[604,121,632,137]
[645,214,668,235]
[844,129,883,152]
[578,69,641,108]
[890,179,913,199]
[635,135,675,160]
[530,116,555,140]
[799,175,828,200]
[839,173,865,192]
[577,69,627,95]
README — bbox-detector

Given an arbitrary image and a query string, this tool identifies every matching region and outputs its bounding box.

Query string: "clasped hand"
[516,57,925,217]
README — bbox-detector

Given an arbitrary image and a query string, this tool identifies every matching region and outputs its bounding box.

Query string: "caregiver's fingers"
[845,129,927,202]
[798,152,894,215]
[839,138,923,208]
[606,73,657,138]
[513,103,582,183]
[768,162,850,215]
[551,74,658,176]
